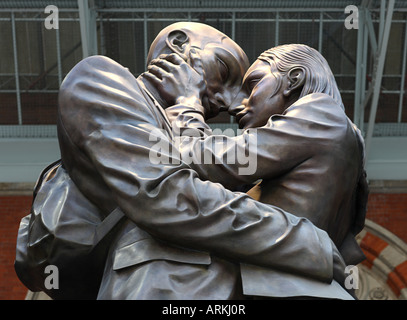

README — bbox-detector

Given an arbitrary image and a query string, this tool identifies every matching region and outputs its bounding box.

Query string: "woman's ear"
[166,30,189,55]
[283,67,306,97]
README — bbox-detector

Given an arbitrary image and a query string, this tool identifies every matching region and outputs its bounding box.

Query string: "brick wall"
[366,193,407,244]
[0,192,406,300]
[0,93,58,125]
[0,195,32,300]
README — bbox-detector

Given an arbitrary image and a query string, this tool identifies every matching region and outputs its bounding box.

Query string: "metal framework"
[0,0,406,183]
[354,0,396,157]
[0,1,406,148]
[78,0,97,57]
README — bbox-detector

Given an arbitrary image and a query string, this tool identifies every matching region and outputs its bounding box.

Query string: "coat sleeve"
[57,55,334,283]
[165,94,345,190]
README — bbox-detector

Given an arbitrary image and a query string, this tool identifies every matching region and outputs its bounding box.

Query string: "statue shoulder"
[285,93,348,125]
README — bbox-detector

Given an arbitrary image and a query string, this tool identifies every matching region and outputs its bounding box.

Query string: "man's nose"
[214,91,233,112]
[228,104,245,116]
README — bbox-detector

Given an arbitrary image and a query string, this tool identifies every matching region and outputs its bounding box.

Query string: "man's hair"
[259,44,344,109]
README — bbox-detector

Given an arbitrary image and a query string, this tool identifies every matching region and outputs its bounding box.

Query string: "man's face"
[231,59,287,129]
[193,37,249,118]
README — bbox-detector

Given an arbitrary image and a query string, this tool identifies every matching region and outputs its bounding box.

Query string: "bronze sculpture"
[151,43,369,297]
[15,22,364,300]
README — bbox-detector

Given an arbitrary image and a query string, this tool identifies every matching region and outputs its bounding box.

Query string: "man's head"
[231,44,343,129]
[147,22,250,116]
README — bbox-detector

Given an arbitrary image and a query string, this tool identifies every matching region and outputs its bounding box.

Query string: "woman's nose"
[228,90,248,115]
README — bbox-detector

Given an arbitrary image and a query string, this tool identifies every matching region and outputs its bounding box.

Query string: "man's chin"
[206,109,220,120]
[201,97,220,120]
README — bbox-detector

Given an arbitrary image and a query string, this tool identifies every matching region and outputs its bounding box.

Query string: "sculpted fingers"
[144,52,205,107]
[142,71,163,91]
[189,48,204,76]
[148,61,172,78]
[160,53,186,65]
[149,57,186,82]
[152,55,193,79]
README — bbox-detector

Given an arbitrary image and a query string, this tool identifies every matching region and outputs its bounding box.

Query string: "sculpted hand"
[144,51,206,113]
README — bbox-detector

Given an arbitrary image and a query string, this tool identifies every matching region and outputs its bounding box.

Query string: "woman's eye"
[217,58,229,82]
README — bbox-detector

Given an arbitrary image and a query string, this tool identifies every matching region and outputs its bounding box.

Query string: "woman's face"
[231,59,288,129]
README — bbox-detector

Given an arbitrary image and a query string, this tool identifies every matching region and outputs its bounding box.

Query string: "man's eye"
[248,79,260,91]
[217,58,229,82]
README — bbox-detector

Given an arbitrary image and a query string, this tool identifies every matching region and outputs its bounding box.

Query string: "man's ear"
[283,67,305,97]
[166,30,189,55]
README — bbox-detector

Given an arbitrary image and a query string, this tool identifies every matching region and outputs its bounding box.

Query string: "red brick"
[366,193,407,244]
[0,190,407,299]
[360,232,389,257]
[0,195,32,300]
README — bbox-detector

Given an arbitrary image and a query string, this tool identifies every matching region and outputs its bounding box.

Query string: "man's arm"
[153,53,346,191]
[58,55,337,283]
[165,98,346,192]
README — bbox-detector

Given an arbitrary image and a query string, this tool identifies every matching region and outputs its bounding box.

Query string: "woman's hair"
[259,44,344,109]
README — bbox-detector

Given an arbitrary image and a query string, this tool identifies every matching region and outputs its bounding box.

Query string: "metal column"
[78,0,98,58]
[365,0,395,158]
[231,11,236,124]
[56,27,63,85]
[143,12,148,67]
[11,12,22,125]
[275,11,279,46]
[354,0,374,132]
[318,12,323,53]
[397,20,407,123]
[353,6,366,130]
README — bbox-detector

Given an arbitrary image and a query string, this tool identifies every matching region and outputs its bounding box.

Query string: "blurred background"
[0,0,406,300]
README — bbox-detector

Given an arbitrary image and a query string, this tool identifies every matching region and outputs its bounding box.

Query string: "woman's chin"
[238,114,251,129]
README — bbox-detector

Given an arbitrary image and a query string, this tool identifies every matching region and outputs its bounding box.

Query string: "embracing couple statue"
[15,22,368,300]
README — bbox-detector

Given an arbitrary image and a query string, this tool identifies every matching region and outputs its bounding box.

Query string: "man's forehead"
[221,36,247,57]
[220,37,250,72]
[199,35,237,50]
[185,26,249,76]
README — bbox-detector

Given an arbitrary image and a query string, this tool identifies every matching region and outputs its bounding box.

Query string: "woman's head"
[231,44,343,129]
[259,44,343,108]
